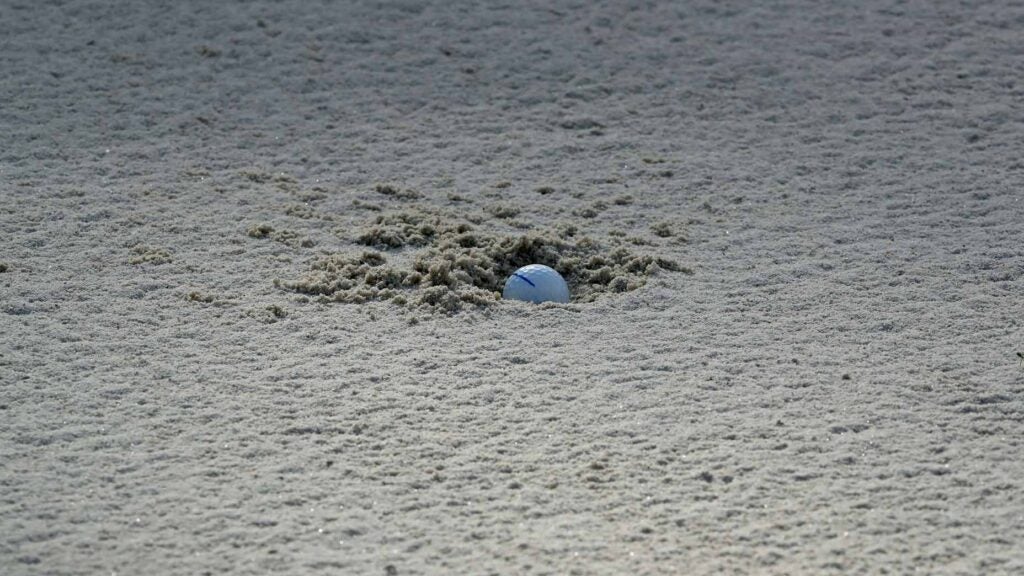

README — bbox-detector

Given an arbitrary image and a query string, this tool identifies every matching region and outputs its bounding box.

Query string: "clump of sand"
[280,208,689,312]
[248,223,315,248]
[129,245,172,265]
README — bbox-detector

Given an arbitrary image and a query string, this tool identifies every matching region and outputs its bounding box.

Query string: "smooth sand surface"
[3,1,1023,574]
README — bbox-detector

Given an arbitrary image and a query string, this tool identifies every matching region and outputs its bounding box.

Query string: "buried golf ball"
[502,264,570,304]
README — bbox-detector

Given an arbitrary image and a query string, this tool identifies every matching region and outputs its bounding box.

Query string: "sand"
[2,1,1023,574]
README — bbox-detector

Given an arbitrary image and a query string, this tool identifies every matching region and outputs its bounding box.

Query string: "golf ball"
[502,264,570,304]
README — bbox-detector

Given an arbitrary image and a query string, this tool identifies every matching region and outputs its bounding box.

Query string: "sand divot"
[279,205,690,313]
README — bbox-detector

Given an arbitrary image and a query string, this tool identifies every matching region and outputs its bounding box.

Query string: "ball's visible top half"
[502,264,570,304]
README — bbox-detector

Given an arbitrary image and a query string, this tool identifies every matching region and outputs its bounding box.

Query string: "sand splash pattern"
[280,207,689,312]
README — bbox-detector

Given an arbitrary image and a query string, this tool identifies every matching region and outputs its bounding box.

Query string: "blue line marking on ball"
[513,272,536,287]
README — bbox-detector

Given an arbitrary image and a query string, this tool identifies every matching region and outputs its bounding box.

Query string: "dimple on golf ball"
[502,264,570,304]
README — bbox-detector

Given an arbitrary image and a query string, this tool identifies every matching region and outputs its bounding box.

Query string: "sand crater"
[281,207,688,312]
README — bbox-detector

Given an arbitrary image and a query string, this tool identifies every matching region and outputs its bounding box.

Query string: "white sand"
[3,1,1023,574]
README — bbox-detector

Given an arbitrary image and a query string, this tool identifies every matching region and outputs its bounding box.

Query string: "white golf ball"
[502,264,570,304]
